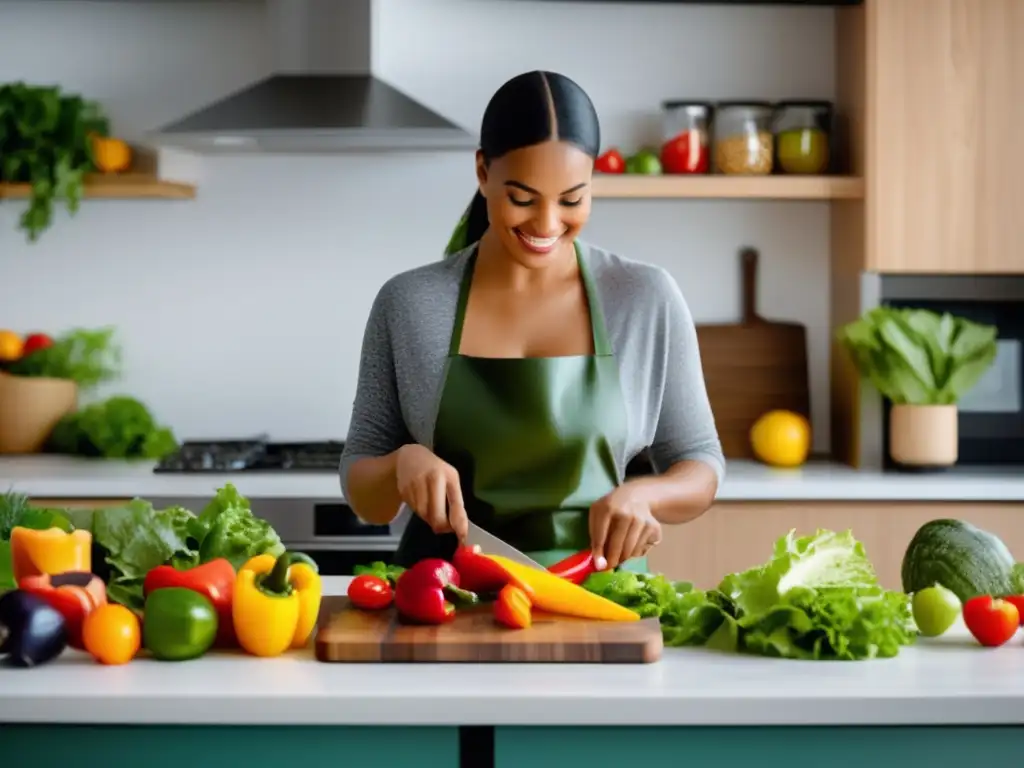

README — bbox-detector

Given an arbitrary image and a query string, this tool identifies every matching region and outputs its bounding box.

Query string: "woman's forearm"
[345,450,404,525]
[626,460,719,526]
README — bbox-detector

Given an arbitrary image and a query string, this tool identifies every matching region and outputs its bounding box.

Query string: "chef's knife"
[464,522,546,572]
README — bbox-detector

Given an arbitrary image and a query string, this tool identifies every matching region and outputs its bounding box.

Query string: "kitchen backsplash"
[0,0,835,451]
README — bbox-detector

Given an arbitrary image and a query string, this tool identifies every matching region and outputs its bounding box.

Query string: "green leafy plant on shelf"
[2,327,121,389]
[836,306,998,405]
[0,81,110,241]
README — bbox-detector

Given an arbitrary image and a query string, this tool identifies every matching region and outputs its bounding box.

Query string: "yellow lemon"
[750,410,811,468]
[0,330,23,362]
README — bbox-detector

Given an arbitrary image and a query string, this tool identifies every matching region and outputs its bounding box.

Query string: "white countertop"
[2,455,1024,502]
[2,576,1024,726]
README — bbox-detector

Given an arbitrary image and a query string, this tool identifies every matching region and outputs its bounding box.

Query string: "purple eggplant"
[0,589,68,667]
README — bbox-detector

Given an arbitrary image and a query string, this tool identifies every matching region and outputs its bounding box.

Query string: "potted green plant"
[0,81,110,242]
[836,307,998,469]
[0,327,120,454]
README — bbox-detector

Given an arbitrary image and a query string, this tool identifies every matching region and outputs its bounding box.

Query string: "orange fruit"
[750,410,811,468]
[83,604,141,665]
[0,330,23,362]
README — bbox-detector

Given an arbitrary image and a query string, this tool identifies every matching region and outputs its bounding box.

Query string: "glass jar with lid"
[660,101,712,174]
[713,101,774,175]
[773,100,833,175]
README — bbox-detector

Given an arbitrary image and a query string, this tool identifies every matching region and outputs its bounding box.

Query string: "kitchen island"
[2,578,1022,768]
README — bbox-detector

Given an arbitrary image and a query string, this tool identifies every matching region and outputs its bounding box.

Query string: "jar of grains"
[713,101,774,175]
[773,100,833,175]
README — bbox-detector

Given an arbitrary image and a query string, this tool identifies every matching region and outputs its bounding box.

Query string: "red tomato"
[1002,595,1024,625]
[347,574,393,610]
[21,333,54,356]
[660,130,708,174]
[963,595,1019,647]
[594,148,625,174]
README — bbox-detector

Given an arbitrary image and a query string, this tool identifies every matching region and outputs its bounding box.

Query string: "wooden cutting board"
[314,597,663,663]
[696,247,811,459]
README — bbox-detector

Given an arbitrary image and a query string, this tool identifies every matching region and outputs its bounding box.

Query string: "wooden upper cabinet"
[867,0,1024,273]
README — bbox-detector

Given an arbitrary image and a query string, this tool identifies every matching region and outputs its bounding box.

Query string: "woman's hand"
[588,484,662,571]
[395,444,469,540]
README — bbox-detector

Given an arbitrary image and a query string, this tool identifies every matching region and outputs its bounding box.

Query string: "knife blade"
[464,522,547,571]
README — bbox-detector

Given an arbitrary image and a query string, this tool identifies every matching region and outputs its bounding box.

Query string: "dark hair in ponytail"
[444,71,601,257]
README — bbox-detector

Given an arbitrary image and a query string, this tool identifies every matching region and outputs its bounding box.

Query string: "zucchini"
[901,519,1022,602]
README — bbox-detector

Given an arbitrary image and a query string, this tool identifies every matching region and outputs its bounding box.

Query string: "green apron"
[394,242,646,573]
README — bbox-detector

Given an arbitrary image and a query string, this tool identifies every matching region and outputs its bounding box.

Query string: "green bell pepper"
[142,587,218,661]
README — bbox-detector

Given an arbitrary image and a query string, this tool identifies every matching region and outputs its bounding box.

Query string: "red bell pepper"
[548,550,598,585]
[17,571,107,650]
[394,558,478,625]
[963,595,1019,647]
[453,545,514,593]
[493,584,532,629]
[143,559,236,646]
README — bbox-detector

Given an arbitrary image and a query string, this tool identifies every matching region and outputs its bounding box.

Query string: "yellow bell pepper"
[233,551,322,657]
[484,554,640,622]
[11,527,92,582]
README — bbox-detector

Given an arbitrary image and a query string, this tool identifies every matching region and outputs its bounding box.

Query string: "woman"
[341,70,724,573]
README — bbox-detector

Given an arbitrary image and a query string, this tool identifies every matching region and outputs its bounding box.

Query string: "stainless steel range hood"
[149,0,476,154]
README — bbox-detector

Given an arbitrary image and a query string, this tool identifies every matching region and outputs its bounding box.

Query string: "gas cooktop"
[154,437,345,473]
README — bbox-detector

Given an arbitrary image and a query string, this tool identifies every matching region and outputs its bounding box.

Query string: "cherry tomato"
[594,148,626,174]
[83,603,141,665]
[347,574,394,610]
[963,595,1019,647]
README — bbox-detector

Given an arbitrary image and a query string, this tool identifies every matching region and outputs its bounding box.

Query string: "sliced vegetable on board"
[453,545,513,593]
[234,552,322,658]
[962,595,1019,648]
[484,554,640,622]
[394,558,478,625]
[493,584,532,630]
[548,550,598,585]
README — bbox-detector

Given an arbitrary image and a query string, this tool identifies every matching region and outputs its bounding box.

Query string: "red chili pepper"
[963,595,1020,647]
[347,574,393,610]
[18,571,107,650]
[143,559,237,647]
[493,584,532,629]
[394,558,478,625]
[548,550,597,585]
[453,545,514,593]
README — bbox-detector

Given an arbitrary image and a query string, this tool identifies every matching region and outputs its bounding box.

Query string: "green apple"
[912,583,961,637]
[626,149,662,175]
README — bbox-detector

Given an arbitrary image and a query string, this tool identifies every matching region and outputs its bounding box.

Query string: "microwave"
[873,275,1024,467]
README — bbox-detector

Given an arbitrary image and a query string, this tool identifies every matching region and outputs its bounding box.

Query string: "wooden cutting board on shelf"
[695,247,810,459]
[314,596,663,663]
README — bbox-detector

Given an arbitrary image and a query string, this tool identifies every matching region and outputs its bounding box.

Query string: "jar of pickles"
[713,102,774,175]
[773,101,832,175]
[660,101,712,174]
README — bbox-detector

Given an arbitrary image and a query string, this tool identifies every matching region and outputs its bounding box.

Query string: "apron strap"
[447,241,613,358]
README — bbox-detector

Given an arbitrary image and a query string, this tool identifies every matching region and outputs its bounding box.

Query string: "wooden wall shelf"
[0,174,195,200]
[591,175,863,200]
[0,145,196,201]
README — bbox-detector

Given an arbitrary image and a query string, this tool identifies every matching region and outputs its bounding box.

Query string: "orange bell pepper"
[484,554,640,622]
[10,527,92,582]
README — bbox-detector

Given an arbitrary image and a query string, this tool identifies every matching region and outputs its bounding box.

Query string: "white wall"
[0,0,834,452]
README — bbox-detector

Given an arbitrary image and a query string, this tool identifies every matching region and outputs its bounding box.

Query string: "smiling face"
[477,139,594,268]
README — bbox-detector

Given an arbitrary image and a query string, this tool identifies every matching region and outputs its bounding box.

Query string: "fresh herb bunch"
[4,327,121,389]
[0,81,110,241]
